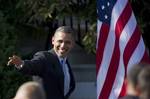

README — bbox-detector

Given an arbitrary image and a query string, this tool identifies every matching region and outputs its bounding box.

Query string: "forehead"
[54,32,73,40]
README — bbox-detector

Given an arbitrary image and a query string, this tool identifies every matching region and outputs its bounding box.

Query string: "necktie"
[60,59,70,95]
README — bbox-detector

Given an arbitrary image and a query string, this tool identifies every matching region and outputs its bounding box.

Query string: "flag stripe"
[97,29,116,98]
[141,50,150,63]
[128,37,145,69]
[119,25,141,96]
[99,36,120,99]
[115,2,131,37]
[109,12,137,98]
[96,23,110,74]
[97,0,127,98]
[99,1,132,98]
[123,26,141,70]
[119,13,136,55]
[97,0,149,99]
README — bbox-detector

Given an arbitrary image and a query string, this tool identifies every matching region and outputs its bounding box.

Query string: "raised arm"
[7,55,23,68]
[7,52,47,76]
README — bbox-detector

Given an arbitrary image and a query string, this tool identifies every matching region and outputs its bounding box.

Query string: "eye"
[58,40,63,43]
[65,41,71,44]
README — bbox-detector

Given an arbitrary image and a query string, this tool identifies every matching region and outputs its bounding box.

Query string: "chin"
[60,54,67,58]
[57,54,64,58]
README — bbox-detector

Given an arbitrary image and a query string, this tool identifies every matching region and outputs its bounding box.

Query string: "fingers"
[7,55,22,66]
[7,60,12,66]
[7,57,13,66]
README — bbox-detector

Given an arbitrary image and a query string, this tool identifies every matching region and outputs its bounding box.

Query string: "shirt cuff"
[15,61,24,69]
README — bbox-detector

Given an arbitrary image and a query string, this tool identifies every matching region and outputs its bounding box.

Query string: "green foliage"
[0,11,17,65]
[0,0,97,98]
[130,0,150,47]
[0,0,149,98]
[82,23,96,54]
[83,0,150,54]
[0,68,31,99]
[0,2,32,99]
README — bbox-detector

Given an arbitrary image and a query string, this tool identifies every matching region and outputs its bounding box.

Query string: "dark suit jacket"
[19,50,75,99]
[119,95,139,99]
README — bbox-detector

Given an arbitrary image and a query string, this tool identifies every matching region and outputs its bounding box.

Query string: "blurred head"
[14,81,46,99]
[126,63,148,96]
[52,26,75,58]
[138,66,150,99]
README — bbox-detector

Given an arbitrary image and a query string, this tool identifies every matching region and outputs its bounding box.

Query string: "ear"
[52,36,54,45]
[72,40,75,47]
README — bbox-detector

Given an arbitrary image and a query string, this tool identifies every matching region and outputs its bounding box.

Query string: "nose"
[60,42,65,48]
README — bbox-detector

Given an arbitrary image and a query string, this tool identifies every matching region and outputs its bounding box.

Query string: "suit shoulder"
[34,51,51,57]
[35,51,49,54]
[35,51,56,58]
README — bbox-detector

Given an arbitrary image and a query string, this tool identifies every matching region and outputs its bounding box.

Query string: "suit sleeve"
[18,51,46,76]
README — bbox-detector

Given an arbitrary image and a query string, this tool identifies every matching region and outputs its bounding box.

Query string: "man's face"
[52,32,74,58]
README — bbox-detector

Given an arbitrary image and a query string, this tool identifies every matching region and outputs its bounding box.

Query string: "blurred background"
[0,0,150,99]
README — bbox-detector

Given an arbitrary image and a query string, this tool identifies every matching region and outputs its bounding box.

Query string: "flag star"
[105,15,108,19]
[101,5,105,10]
[107,2,110,6]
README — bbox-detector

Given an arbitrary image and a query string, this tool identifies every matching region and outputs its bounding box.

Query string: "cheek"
[69,44,73,48]
[52,41,59,46]
[69,43,74,48]
[52,41,55,46]
[67,44,73,50]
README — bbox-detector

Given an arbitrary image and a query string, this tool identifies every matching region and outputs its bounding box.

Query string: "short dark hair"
[127,63,148,88]
[14,81,46,99]
[138,66,150,99]
[55,26,75,37]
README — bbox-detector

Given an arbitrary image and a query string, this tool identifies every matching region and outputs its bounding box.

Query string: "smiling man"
[7,26,76,99]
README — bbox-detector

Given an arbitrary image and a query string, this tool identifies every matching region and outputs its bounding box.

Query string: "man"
[138,66,150,99]
[14,81,46,99]
[7,26,76,99]
[120,63,148,99]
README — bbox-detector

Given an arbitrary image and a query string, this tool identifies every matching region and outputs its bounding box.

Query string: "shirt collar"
[58,57,67,63]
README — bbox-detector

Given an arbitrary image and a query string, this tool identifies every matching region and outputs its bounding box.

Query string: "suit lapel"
[48,49,65,95]
[48,49,74,96]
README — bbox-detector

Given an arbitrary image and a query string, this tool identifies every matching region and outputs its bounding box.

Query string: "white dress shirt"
[59,58,70,96]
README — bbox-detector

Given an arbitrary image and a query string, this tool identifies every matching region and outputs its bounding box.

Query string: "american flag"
[96,0,150,99]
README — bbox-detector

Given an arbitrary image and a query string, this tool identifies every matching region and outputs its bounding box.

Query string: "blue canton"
[97,0,117,24]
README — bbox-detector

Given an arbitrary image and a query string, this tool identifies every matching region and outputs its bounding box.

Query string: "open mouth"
[59,48,67,53]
